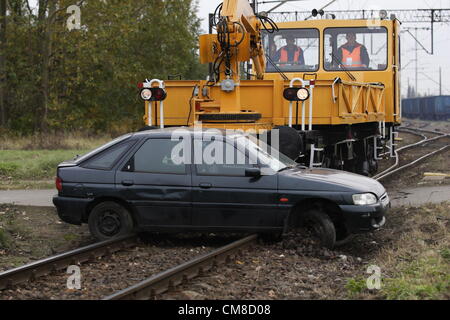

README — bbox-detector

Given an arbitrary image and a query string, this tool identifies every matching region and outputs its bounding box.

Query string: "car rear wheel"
[88,201,134,241]
[301,209,336,249]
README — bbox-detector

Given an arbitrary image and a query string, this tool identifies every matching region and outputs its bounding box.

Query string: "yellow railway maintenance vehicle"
[138,0,401,176]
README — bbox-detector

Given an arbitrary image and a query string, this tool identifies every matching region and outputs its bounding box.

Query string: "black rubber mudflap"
[198,113,262,122]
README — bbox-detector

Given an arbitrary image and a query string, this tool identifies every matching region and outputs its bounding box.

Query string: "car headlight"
[353,193,378,206]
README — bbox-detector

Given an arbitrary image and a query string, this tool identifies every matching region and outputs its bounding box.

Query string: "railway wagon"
[402,98,420,119]
[430,96,450,120]
[402,96,450,121]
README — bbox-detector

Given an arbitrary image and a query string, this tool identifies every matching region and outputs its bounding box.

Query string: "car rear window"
[74,134,133,164]
[83,142,133,170]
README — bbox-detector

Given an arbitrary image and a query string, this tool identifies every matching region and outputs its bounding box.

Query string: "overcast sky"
[197,0,450,96]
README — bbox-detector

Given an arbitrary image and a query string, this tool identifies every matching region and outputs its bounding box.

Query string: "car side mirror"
[245,168,261,178]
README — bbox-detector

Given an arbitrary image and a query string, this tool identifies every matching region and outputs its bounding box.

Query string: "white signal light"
[297,87,310,101]
[141,88,152,101]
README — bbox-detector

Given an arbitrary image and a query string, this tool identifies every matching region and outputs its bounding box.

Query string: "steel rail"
[103,234,258,300]
[376,145,448,181]
[378,128,428,158]
[375,127,449,181]
[0,234,138,290]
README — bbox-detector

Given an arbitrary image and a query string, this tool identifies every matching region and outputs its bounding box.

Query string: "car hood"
[278,166,386,196]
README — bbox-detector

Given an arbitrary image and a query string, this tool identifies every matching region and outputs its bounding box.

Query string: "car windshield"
[233,135,298,174]
[74,133,133,164]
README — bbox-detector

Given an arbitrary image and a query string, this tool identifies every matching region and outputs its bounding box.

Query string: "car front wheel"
[88,201,134,241]
[301,209,336,249]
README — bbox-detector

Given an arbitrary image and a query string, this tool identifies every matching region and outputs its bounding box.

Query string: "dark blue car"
[53,128,389,249]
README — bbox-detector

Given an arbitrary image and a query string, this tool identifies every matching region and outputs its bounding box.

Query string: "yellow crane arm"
[200,0,266,80]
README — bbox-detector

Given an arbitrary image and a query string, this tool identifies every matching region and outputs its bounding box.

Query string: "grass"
[0,229,9,248]
[0,132,111,151]
[346,202,450,300]
[0,133,110,190]
[0,150,89,179]
[345,278,368,298]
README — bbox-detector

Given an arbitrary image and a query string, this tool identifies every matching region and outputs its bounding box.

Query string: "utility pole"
[439,67,442,96]
[415,28,418,97]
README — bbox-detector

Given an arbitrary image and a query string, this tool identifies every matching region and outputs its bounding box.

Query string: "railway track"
[0,235,138,290]
[104,234,257,300]
[0,232,256,300]
[374,127,449,181]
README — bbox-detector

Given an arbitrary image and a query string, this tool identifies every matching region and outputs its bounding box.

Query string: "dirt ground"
[160,202,450,300]
[0,205,93,271]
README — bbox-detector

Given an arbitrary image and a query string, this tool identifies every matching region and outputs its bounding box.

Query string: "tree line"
[0,0,207,135]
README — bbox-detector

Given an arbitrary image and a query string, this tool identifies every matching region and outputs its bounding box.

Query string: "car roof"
[133,127,244,139]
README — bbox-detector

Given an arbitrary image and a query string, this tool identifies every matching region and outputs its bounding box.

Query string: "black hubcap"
[98,211,121,236]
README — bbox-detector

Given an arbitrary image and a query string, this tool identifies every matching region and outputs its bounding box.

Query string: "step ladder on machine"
[309,144,324,168]
[388,127,399,158]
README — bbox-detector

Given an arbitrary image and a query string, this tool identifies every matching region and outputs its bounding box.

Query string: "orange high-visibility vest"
[341,45,363,67]
[280,47,301,63]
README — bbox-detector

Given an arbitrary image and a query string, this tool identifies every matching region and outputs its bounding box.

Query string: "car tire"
[335,234,355,247]
[334,221,354,247]
[88,201,134,241]
[302,209,336,249]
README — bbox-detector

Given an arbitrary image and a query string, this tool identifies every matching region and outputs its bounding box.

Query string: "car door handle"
[121,180,134,187]
[199,183,212,189]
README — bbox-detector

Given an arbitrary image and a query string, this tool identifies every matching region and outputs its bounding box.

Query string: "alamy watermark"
[169,123,282,175]
[66,265,81,290]
[366,265,382,290]
[66,5,81,31]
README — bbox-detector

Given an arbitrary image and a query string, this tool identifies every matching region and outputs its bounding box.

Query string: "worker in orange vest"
[337,32,370,68]
[274,35,305,65]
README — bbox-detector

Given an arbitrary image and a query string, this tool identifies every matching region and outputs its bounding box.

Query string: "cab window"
[324,27,388,71]
[263,28,319,73]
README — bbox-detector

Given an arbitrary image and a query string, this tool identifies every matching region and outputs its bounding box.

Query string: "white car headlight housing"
[353,193,378,206]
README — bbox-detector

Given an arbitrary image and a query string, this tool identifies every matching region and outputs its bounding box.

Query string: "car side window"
[196,140,254,176]
[84,142,132,170]
[130,139,186,174]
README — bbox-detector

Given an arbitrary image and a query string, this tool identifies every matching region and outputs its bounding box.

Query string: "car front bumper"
[53,196,91,225]
[339,194,390,234]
